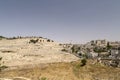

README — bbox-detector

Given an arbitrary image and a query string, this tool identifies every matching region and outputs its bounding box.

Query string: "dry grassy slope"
[0,38,79,67]
[0,38,120,80]
[0,60,120,80]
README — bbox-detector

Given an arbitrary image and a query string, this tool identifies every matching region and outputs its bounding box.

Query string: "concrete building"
[109,41,120,47]
[90,40,107,47]
[86,51,98,59]
[109,47,120,59]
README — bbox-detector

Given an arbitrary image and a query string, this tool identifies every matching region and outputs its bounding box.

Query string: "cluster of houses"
[61,40,120,67]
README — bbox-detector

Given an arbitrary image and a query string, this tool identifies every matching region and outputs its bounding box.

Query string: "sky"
[0,0,120,43]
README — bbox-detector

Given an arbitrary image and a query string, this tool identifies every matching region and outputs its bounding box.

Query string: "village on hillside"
[0,36,120,80]
[0,36,120,68]
[62,39,120,67]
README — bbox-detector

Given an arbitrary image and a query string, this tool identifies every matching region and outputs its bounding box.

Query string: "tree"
[47,39,51,42]
[0,36,6,40]
[107,42,112,50]
[0,36,6,38]
[29,39,39,44]
[71,45,80,53]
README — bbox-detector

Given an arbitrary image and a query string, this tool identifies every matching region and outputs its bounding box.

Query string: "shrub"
[61,49,68,52]
[80,58,87,66]
[107,42,112,50]
[71,46,75,53]
[59,44,62,46]
[47,39,51,42]
[29,39,39,44]
[0,36,6,40]
[93,47,107,53]
[0,36,6,39]
[71,45,80,53]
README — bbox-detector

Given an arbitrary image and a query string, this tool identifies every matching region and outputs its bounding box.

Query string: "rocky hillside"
[0,37,79,69]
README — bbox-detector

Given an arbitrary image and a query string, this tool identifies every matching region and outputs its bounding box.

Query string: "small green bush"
[61,49,68,52]
[47,39,51,42]
[29,39,39,44]
[80,58,87,66]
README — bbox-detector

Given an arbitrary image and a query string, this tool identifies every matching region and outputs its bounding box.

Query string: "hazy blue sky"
[0,0,120,43]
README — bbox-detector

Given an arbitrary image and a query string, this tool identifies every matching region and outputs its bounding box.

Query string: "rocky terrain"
[0,37,120,80]
[0,37,80,80]
[0,38,79,68]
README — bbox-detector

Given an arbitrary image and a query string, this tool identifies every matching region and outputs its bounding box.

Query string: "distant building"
[90,39,107,47]
[109,41,120,47]
[86,52,98,58]
[109,47,120,59]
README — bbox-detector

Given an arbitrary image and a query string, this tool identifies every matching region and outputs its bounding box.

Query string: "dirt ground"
[0,60,120,80]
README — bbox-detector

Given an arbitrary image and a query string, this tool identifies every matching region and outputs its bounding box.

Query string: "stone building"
[109,47,120,59]
[109,41,120,47]
[90,40,107,47]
